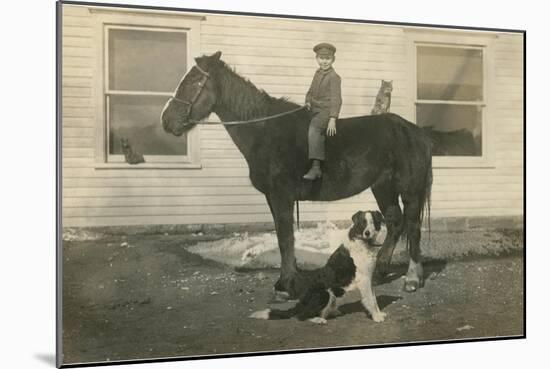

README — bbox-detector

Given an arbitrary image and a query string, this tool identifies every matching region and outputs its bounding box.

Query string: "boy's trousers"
[308,109,331,161]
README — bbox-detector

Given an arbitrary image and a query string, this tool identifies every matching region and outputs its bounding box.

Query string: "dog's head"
[348,210,387,245]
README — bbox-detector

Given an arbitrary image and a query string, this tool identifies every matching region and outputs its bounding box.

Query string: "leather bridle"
[168,64,210,118]
[167,63,307,125]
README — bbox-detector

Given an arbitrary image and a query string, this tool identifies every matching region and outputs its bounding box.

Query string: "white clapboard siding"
[61,5,524,227]
[492,33,524,187]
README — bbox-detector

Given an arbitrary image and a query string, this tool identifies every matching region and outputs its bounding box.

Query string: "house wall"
[61,5,524,227]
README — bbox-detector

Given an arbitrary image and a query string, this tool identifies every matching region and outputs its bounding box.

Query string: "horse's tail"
[420,154,433,240]
[403,142,432,255]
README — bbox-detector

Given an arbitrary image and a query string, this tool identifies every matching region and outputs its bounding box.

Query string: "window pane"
[108,95,187,156]
[417,46,483,101]
[108,29,187,92]
[417,103,482,156]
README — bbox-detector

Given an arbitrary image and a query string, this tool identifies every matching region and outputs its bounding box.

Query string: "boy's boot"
[303,159,322,180]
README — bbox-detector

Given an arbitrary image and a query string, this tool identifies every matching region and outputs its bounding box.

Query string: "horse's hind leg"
[371,179,404,276]
[401,192,424,292]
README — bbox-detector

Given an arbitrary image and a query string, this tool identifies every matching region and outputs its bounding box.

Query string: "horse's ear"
[351,211,364,225]
[194,55,206,66]
[211,51,222,61]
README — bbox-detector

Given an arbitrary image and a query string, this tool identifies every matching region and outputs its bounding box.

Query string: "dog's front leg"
[356,280,386,322]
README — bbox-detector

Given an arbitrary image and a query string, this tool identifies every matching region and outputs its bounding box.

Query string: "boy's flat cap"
[313,42,336,56]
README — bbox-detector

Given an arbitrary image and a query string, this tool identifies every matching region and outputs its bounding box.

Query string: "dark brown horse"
[161,51,432,296]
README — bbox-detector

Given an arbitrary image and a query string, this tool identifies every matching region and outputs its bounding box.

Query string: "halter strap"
[170,96,191,105]
[169,65,211,112]
[194,63,210,77]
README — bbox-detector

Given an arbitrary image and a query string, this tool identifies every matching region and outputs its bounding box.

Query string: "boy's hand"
[305,102,311,110]
[327,118,337,136]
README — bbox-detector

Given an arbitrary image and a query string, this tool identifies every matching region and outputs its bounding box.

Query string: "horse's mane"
[212,59,299,120]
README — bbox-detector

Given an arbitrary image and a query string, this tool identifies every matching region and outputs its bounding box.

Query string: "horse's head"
[161,51,222,136]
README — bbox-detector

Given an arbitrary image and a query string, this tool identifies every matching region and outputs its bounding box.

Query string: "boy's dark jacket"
[305,67,342,118]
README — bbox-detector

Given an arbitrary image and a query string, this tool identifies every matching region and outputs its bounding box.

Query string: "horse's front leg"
[266,193,298,298]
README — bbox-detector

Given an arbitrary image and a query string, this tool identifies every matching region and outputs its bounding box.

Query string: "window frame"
[405,30,497,168]
[91,8,203,169]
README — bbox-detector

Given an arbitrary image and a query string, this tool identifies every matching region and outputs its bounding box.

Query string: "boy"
[303,42,342,180]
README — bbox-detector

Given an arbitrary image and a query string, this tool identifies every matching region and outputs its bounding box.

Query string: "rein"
[189,105,307,125]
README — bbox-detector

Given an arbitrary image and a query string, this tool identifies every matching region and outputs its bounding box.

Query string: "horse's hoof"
[308,317,327,325]
[378,270,396,278]
[270,289,290,303]
[404,277,424,292]
[375,268,394,283]
[371,311,387,323]
[274,274,301,299]
[403,280,419,292]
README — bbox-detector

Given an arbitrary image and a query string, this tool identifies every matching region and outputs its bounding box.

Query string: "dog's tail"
[249,306,297,320]
[250,285,334,321]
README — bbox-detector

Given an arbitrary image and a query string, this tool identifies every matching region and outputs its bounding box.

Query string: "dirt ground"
[61,231,524,365]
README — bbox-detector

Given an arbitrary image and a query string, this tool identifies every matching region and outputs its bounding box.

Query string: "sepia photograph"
[57,0,524,366]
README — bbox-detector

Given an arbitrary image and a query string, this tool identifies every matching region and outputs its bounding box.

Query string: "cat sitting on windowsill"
[120,138,145,165]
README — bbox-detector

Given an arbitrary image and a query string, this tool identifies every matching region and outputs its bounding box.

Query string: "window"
[416,45,484,157]
[106,26,188,163]
[92,9,203,167]
[406,30,496,167]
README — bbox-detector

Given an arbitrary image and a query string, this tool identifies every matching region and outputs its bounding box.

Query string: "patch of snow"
[187,221,348,268]
[62,228,103,242]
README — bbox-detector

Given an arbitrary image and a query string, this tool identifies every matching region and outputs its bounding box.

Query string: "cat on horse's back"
[371,80,393,115]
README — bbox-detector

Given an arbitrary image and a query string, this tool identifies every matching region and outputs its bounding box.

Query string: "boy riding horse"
[303,43,342,180]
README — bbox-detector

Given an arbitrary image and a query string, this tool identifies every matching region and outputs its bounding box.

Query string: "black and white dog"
[250,210,387,324]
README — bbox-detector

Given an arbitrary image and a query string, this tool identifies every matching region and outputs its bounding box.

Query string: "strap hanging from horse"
[295,200,300,230]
